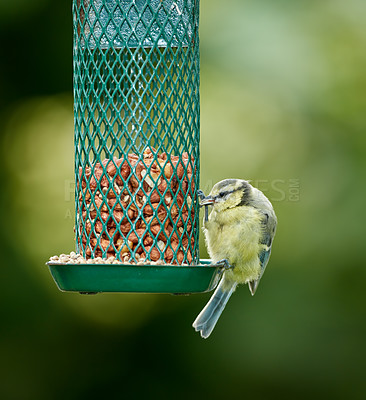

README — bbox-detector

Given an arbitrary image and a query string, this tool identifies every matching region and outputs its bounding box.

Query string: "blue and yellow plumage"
[193,179,277,339]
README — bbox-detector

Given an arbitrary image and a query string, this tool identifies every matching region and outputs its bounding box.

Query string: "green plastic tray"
[46,260,222,294]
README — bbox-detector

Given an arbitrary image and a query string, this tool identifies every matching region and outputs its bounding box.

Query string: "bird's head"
[200,179,251,212]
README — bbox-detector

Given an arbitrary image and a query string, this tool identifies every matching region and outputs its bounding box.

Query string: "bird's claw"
[215,259,234,270]
[197,189,210,222]
[197,189,206,203]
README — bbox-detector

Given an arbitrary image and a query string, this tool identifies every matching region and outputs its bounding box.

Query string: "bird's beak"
[200,195,215,206]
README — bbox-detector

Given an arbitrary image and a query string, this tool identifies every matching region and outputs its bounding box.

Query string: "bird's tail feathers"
[192,276,237,339]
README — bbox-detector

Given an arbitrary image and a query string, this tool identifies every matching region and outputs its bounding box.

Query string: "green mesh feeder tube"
[74,0,200,264]
[47,0,224,293]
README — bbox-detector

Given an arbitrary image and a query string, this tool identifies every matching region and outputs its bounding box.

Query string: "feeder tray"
[46,260,222,294]
[47,1,209,294]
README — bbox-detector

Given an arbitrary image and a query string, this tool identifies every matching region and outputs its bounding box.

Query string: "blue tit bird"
[193,179,277,339]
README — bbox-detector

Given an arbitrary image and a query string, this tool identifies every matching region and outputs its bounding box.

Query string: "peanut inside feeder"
[78,148,196,264]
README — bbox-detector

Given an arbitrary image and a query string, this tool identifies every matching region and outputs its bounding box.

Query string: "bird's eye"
[217,191,228,200]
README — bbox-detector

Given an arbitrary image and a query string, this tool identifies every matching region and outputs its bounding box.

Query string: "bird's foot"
[197,189,206,202]
[204,205,209,222]
[197,189,210,222]
[215,259,234,270]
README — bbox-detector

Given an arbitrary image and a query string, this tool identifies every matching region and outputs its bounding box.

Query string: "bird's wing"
[258,209,276,277]
[258,232,273,277]
[248,211,276,295]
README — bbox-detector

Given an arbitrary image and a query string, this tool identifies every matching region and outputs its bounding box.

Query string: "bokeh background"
[1,0,366,399]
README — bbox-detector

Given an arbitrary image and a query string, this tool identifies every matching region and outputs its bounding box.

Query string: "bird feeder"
[47,0,223,294]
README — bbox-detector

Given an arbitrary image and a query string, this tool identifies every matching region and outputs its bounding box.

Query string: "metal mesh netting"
[73,0,200,264]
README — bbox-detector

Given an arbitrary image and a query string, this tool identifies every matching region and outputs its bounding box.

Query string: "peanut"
[128,229,145,244]
[147,246,160,261]
[143,235,153,246]
[120,221,131,234]
[108,198,122,210]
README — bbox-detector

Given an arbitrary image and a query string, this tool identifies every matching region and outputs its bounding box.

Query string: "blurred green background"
[1,0,366,399]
